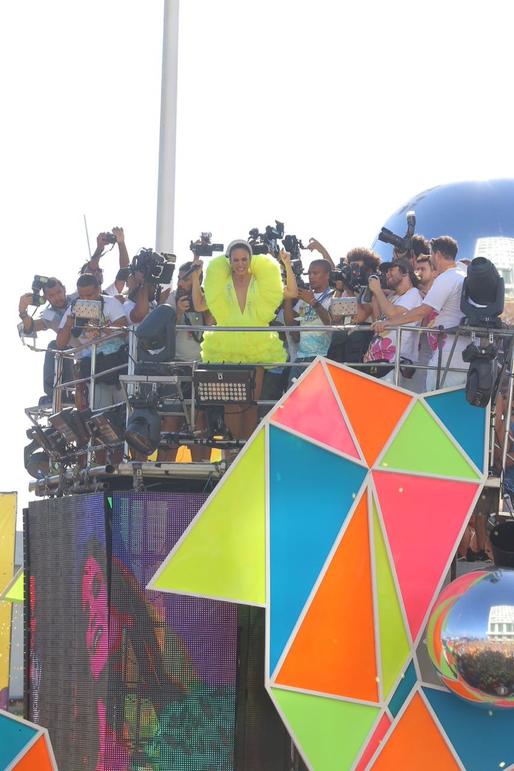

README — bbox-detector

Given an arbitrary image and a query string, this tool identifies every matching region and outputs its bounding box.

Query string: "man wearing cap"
[364,259,422,388]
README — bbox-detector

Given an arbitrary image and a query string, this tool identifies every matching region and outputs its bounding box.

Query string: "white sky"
[1,0,514,519]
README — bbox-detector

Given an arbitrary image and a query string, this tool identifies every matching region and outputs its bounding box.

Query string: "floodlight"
[194,367,255,406]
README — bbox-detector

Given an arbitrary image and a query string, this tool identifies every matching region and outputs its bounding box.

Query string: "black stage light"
[49,408,89,446]
[194,367,255,406]
[461,257,505,325]
[23,439,50,479]
[86,404,126,447]
[125,407,161,455]
[460,257,506,407]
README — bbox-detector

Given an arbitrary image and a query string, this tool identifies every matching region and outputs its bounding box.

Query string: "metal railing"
[23,320,514,495]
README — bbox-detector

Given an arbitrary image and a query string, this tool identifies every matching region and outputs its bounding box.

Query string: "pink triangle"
[271,362,361,460]
[372,471,479,642]
[355,712,392,771]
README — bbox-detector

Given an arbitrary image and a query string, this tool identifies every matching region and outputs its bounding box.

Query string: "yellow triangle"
[148,428,266,605]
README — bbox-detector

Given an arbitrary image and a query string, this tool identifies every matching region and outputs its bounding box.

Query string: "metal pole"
[155,0,180,254]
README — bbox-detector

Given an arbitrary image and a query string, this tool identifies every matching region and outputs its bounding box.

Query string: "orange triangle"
[13,735,54,771]
[271,361,361,460]
[274,492,379,702]
[372,692,459,770]
[326,364,412,466]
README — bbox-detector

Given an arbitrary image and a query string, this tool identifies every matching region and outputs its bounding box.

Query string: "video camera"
[189,233,224,259]
[378,211,416,254]
[282,233,307,287]
[130,248,176,285]
[248,220,284,258]
[31,275,50,306]
[330,260,386,304]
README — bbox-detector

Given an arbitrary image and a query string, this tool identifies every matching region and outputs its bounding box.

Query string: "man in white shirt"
[283,259,334,382]
[365,260,422,388]
[57,274,127,408]
[374,236,468,390]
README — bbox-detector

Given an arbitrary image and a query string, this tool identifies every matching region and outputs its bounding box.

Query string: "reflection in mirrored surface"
[428,569,514,707]
[372,180,514,319]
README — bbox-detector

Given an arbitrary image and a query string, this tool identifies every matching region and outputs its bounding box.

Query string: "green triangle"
[373,503,410,699]
[271,687,379,771]
[0,568,23,604]
[378,401,479,480]
[149,428,266,605]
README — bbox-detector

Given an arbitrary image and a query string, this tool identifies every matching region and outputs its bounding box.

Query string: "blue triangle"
[269,425,367,675]
[388,661,417,717]
[0,712,38,769]
[424,389,486,473]
[423,686,514,771]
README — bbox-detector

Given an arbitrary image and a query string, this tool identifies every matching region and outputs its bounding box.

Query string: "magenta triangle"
[271,361,361,460]
[372,470,479,641]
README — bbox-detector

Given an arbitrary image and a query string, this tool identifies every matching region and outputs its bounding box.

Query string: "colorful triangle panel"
[148,427,266,605]
[12,735,55,771]
[373,471,479,641]
[275,493,379,702]
[0,568,24,604]
[371,691,460,770]
[270,687,379,771]
[378,401,480,480]
[326,363,412,466]
[271,361,361,460]
[354,712,391,771]
[0,712,39,770]
[269,425,367,675]
[372,501,410,699]
[423,686,514,771]
[388,661,417,718]
[424,388,486,472]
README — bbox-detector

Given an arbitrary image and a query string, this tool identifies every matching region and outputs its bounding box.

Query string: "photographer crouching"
[56,274,127,409]
[18,276,75,404]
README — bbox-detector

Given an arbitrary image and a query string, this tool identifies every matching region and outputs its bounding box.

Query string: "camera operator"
[18,277,76,404]
[284,258,334,382]
[364,260,422,387]
[325,248,379,366]
[373,236,468,390]
[56,274,127,409]
[80,226,130,296]
[156,261,214,462]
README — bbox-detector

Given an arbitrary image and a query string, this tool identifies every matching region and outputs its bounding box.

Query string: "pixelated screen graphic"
[27,494,109,770]
[27,492,239,771]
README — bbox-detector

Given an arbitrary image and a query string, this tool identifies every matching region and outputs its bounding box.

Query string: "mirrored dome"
[372,179,514,300]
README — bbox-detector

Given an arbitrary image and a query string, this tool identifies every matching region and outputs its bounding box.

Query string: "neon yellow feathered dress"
[201,253,287,364]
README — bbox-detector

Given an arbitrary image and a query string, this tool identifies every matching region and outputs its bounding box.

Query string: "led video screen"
[27,491,239,770]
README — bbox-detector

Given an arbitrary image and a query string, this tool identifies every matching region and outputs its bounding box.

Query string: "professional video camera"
[31,275,50,306]
[378,211,416,254]
[189,233,224,259]
[130,248,176,285]
[248,220,284,258]
[330,261,385,303]
[282,233,308,287]
[460,257,506,407]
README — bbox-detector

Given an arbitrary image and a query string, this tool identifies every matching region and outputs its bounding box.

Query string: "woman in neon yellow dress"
[193,239,288,439]
[200,240,287,364]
